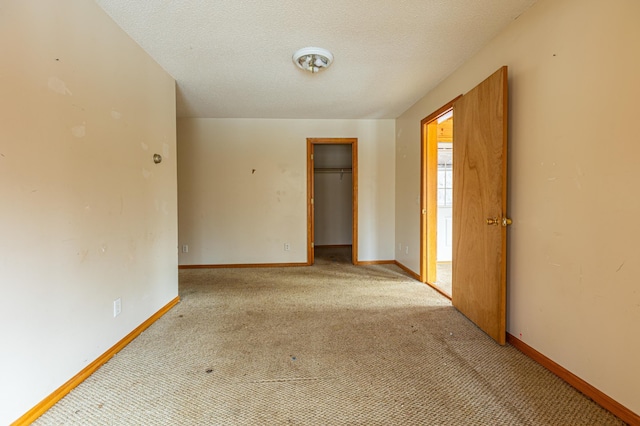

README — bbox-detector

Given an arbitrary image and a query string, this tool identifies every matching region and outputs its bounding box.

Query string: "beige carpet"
[34,250,623,425]
[436,262,452,297]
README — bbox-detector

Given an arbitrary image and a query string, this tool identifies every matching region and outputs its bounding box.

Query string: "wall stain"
[72,123,86,138]
[48,76,72,95]
[78,249,89,263]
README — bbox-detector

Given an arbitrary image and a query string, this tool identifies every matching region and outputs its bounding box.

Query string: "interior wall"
[177,118,395,264]
[0,1,178,423]
[314,144,353,246]
[395,0,640,414]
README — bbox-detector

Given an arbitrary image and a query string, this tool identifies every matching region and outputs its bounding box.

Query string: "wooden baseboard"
[506,333,639,425]
[393,261,421,281]
[12,296,180,426]
[179,262,309,269]
[315,244,352,249]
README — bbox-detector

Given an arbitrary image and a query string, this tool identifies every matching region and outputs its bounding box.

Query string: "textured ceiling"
[95,0,537,119]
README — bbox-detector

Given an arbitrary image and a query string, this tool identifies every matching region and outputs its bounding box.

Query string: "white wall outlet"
[405,246,409,255]
[284,243,290,251]
[113,298,122,318]
[182,244,189,253]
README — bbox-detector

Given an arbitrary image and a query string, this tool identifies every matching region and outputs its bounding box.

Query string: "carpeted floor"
[436,262,452,297]
[34,249,624,425]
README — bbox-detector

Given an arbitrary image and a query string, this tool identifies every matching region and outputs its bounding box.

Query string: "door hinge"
[486,217,513,227]
[311,242,315,248]
[311,154,314,160]
[311,198,314,205]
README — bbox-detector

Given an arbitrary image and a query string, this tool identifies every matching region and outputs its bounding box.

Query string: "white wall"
[395,0,640,414]
[177,118,395,264]
[0,1,178,423]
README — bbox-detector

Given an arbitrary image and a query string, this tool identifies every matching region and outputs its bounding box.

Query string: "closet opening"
[307,138,358,265]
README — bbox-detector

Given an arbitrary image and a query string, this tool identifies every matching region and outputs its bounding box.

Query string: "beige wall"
[0,1,178,423]
[177,118,395,264]
[396,0,640,414]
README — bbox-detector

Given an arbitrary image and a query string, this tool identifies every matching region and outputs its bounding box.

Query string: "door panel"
[452,66,508,345]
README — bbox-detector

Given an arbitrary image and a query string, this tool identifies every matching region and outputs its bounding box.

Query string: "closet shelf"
[314,168,352,173]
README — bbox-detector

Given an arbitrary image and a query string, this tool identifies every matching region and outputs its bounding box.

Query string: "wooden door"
[452,66,509,345]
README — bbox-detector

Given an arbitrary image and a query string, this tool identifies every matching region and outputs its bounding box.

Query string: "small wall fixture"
[293,47,333,73]
[153,153,162,164]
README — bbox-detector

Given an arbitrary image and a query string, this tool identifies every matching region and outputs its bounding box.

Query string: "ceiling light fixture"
[292,47,333,73]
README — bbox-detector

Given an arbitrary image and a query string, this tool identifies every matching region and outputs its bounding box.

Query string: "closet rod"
[314,168,352,173]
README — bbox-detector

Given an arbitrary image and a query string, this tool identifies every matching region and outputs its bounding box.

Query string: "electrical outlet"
[284,243,290,251]
[182,245,189,253]
[113,298,122,318]
[405,246,409,255]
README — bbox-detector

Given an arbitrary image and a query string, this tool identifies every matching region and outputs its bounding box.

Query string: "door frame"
[307,138,358,265]
[420,97,460,296]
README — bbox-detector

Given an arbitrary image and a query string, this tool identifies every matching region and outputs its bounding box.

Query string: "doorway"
[420,98,460,298]
[421,67,509,345]
[307,138,358,265]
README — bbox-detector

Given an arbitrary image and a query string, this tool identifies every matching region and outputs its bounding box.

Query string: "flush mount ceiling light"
[293,47,333,73]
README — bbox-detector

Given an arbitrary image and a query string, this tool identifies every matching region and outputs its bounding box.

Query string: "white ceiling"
[95,0,537,119]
